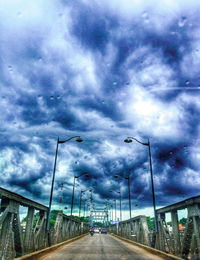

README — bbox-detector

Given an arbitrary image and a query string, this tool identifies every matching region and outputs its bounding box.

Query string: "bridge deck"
[39,234,165,260]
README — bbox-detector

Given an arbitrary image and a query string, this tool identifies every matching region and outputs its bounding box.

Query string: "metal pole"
[128,177,132,220]
[128,176,132,232]
[70,176,76,235]
[79,191,82,218]
[84,199,86,218]
[148,139,158,233]
[115,200,117,221]
[119,192,122,235]
[46,137,59,233]
[79,191,83,234]
[111,205,113,221]
[119,193,122,222]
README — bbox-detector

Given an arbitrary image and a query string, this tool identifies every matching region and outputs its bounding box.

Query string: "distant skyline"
[0,0,200,220]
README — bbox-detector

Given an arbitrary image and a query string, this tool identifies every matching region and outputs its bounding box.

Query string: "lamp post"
[110,190,122,235]
[70,173,89,235]
[46,136,83,242]
[124,137,158,233]
[113,199,117,221]
[114,174,132,231]
[79,189,92,218]
[110,204,113,222]
[110,190,122,221]
[83,199,88,218]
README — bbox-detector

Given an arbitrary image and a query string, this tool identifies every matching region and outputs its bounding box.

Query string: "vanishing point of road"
[39,234,166,260]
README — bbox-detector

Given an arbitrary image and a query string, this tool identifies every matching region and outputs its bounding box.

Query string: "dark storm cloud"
[0,0,200,218]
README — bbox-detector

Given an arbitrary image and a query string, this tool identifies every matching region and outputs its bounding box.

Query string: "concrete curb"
[14,233,89,260]
[110,233,183,260]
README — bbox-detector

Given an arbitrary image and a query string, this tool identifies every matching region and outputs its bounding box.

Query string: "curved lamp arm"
[125,137,149,146]
[58,136,83,144]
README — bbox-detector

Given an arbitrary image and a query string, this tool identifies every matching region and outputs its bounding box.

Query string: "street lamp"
[79,189,92,218]
[110,190,122,235]
[109,190,122,222]
[83,199,88,218]
[70,172,89,235]
[113,199,117,221]
[124,137,158,233]
[114,174,132,231]
[46,136,83,236]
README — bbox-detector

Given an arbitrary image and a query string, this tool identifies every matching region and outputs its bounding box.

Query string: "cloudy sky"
[0,0,200,219]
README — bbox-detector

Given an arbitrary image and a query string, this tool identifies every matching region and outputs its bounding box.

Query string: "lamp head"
[89,189,92,192]
[109,190,113,193]
[114,175,118,178]
[124,138,132,143]
[85,173,89,177]
[76,136,83,143]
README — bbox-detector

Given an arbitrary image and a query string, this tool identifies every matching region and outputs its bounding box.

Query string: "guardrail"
[109,215,150,246]
[156,195,200,260]
[109,195,200,260]
[0,187,89,260]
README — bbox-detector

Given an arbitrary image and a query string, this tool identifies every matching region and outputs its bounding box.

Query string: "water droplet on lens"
[38,95,42,99]
[185,80,190,85]
[8,66,13,72]
[113,82,117,86]
[142,12,149,23]
[50,96,54,100]
[102,100,105,104]
[178,16,187,27]
[75,161,79,165]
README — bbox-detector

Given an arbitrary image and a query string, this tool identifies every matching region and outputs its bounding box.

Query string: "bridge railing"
[0,187,89,260]
[156,195,200,260]
[109,215,150,246]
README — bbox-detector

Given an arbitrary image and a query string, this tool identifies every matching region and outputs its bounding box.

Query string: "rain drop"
[57,95,61,100]
[185,80,190,85]
[142,12,149,23]
[8,66,13,72]
[50,96,54,100]
[102,100,105,104]
[178,17,187,27]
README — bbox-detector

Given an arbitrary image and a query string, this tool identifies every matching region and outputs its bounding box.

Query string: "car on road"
[94,228,100,233]
[101,228,107,234]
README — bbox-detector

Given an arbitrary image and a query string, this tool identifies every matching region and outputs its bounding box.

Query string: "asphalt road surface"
[39,234,166,260]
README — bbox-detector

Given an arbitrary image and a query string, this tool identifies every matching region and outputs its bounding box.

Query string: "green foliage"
[179,217,187,226]
[22,210,89,229]
[146,216,155,231]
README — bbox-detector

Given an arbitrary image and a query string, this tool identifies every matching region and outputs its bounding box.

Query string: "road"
[39,234,166,260]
